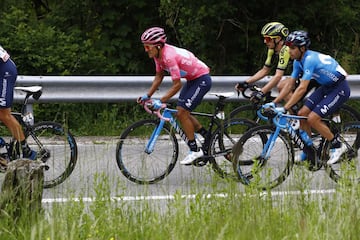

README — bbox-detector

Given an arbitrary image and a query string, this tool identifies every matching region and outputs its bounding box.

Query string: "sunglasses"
[143,44,156,51]
[263,36,277,43]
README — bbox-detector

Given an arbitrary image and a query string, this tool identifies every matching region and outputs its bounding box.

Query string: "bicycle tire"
[116,119,178,184]
[25,121,78,188]
[323,121,360,184]
[232,125,294,190]
[208,118,257,179]
[229,104,259,122]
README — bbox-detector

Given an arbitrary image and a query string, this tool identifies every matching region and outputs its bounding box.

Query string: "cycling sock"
[197,127,208,138]
[188,139,198,152]
[330,133,341,148]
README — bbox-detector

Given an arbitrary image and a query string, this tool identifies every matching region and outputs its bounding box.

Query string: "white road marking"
[42,189,336,203]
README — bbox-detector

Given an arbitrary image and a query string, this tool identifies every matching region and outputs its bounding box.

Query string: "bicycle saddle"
[209,92,235,98]
[15,86,42,93]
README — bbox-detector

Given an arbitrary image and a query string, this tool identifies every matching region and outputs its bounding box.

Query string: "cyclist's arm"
[160,79,182,103]
[245,65,271,84]
[261,68,285,94]
[147,71,165,97]
[273,77,295,104]
[284,79,310,110]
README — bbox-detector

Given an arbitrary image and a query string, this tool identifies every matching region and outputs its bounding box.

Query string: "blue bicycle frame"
[257,106,310,161]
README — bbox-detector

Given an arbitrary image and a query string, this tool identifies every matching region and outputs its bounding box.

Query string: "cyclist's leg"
[0,61,36,159]
[309,81,350,164]
[0,61,23,141]
[310,81,350,139]
[178,74,211,164]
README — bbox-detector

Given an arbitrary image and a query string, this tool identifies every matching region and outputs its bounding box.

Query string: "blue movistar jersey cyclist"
[283,30,350,165]
[291,50,347,86]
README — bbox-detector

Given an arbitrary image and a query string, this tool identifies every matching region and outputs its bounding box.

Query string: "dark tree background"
[1,0,360,135]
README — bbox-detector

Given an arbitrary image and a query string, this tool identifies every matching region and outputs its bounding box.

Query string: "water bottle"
[0,137,5,148]
[299,129,313,146]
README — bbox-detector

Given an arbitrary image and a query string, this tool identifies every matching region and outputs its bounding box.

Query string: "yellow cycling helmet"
[261,22,289,39]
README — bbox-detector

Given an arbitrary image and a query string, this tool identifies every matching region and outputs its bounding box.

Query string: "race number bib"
[0,46,10,62]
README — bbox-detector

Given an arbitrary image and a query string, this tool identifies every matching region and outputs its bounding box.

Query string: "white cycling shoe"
[180,149,204,165]
[327,144,347,165]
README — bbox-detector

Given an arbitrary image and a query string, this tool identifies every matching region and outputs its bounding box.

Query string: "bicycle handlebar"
[142,99,171,121]
[239,85,262,99]
[257,103,287,128]
[237,84,276,104]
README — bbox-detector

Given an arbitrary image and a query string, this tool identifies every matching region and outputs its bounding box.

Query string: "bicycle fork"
[145,119,166,154]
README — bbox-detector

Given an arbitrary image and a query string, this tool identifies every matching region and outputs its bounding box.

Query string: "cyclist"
[0,44,37,160]
[138,27,212,165]
[280,30,350,165]
[235,22,292,103]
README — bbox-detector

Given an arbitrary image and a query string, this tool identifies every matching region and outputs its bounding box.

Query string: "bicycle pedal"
[190,156,209,167]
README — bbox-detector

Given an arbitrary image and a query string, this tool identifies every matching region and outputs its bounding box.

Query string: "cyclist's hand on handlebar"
[250,89,265,104]
[151,99,163,110]
[261,103,286,118]
[137,94,150,103]
[235,81,249,92]
[275,107,286,114]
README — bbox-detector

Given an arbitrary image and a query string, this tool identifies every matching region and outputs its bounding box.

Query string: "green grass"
[1,174,360,240]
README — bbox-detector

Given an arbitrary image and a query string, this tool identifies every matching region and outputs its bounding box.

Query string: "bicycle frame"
[144,106,222,155]
[257,106,311,161]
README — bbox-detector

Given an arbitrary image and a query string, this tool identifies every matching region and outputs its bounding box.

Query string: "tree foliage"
[1,0,360,75]
[1,0,360,135]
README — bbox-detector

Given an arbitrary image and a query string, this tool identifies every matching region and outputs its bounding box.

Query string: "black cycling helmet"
[261,22,289,39]
[285,31,311,48]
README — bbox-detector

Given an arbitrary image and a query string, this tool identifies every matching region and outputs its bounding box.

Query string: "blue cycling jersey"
[291,50,347,86]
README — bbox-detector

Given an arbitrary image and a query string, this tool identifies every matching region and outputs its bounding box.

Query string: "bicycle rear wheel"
[116,119,178,184]
[333,104,360,123]
[232,125,294,190]
[209,118,257,179]
[324,121,360,184]
[26,121,78,188]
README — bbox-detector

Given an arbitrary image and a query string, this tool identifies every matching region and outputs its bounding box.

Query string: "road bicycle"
[116,92,256,184]
[232,102,360,190]
[0,86,78,188]
[230,84,360,125]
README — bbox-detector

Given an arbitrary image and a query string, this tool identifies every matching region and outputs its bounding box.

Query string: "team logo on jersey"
[0,98,6,106]
[185,99,192,108]
[320,105,329,115]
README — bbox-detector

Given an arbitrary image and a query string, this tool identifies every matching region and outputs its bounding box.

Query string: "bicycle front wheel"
[325,121,360,184]
[229,104,258,121]
[232,125,294,190]
[116,119,178,184]
[26,121,78,188]
[209,118,257,179]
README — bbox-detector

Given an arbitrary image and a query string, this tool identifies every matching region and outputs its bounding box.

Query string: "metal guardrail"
[14,75,360,103]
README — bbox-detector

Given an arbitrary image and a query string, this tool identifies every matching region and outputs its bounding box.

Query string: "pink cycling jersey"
[154,44,210,81]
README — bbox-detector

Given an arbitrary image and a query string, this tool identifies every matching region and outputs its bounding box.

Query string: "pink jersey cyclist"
[138,27,212,165]
[154,44,210,81]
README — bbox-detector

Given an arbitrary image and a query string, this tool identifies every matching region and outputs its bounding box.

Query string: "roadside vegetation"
[0,174,359,240]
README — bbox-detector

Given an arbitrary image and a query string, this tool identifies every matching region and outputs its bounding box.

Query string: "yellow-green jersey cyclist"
[236,22,291,103]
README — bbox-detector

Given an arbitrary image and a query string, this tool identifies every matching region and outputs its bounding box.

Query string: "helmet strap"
[273,38,282,50]
[298,46,306,60]
[155,45,161,59]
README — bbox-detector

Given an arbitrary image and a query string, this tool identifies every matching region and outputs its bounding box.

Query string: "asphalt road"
[0,136,340,210]
[36,137,337,202]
